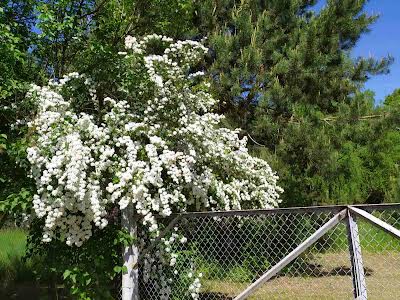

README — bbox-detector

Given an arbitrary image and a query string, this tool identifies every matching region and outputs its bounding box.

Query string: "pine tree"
[191,0,394,206]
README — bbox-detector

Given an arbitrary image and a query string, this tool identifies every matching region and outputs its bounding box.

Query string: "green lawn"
[0,229,69,299]
[0,228,37,295]
[0,228,27,266]
[329,219,400,252]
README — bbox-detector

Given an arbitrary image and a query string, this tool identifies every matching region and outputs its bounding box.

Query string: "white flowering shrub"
[26,34,282,298]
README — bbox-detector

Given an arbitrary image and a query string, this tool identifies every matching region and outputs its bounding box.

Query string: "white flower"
[26,37,282,298]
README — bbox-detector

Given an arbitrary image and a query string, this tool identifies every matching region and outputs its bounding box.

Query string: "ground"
[1,220,400,299]
[201,251,400,299]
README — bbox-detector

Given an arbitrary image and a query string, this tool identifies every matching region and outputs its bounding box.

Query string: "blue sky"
[314,0,400,104]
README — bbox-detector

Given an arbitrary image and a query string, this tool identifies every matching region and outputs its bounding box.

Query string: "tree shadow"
[199,292,233,300]
[290,262,374,277]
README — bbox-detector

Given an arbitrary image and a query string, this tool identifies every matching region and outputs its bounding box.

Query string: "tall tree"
[186,0,394,206]
[0,1,40,210]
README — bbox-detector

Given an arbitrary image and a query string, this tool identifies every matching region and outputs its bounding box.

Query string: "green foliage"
[0,228,38,294]
[384,88,400,107]
[0,188,32,221]
[0,1,39,215]
[0,134,6,157]
[0,226,134,298]
[24,220,130,299]
[1,0,400,298]
[2,0,398,207]
[196,0,397,206]
[0,4,32,99]
[0,228,26,266]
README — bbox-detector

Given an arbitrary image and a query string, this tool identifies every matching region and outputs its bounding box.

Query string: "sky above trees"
[314,0,400,103]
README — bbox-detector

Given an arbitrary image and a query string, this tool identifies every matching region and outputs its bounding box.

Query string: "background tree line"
[1,0,400,216]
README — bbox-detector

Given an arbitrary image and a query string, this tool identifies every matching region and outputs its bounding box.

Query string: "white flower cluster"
[27,33,281,248]
[141,227,203,299]
[27,34,282,298]
[188,274,202,300]
[27,34,281,245]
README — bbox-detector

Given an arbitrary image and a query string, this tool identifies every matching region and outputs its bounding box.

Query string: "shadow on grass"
[284,262,373,278]
[199,292,233,300]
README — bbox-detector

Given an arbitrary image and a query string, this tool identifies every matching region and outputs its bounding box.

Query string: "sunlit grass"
[0,228,27,266]
[329,220,400,252]
[0,228,37,293]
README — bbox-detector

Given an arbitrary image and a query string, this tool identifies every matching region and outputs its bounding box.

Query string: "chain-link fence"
[122,204,400,300]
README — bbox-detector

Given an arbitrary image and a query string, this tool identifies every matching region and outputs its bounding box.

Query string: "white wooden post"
[346,210,368,300]
[122,203,139,300]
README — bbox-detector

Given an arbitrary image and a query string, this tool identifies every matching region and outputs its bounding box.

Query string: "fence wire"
[121,205,400,300]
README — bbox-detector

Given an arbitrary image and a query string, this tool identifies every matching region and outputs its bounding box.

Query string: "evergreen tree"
[191,0,394,206]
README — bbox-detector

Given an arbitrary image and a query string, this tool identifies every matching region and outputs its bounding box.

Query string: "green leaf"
[113,266,122,273]
[85,277,92,285]
[70,273,77,283]
[63,269,71,279]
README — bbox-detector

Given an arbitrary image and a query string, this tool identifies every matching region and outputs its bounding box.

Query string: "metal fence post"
[346,209,368,300]
[122,203,139,300]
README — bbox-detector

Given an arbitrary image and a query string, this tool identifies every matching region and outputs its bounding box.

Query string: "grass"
[328,219,400,252]
[0,228,27,266]
[0,228,39,298]
[200,251,400,300]
[195,220,400,299]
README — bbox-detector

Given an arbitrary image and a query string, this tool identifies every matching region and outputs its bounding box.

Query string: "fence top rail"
[155,203,400,219]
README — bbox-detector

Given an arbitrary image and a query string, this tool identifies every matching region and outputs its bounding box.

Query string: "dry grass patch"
[200,251,400,299]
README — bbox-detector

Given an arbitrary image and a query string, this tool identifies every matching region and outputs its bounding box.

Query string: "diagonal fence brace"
[349,206,400,240]
[234,209,348,300]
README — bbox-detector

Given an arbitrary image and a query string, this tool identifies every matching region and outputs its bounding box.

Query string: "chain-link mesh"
[121,205,400,300]
[357,209,400,300]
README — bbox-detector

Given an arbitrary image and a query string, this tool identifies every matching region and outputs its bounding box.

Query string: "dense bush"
[23,35,281,298]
